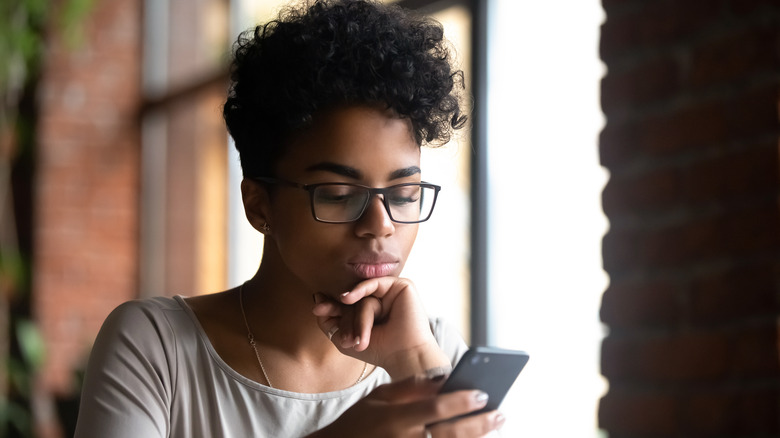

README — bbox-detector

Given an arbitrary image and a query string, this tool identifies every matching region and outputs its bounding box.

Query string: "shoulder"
[93,296,195,360]
[101,297,185,335]
[76,297,188,438]
[108,296,183,318]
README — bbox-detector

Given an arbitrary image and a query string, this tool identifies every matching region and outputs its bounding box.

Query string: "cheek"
[272,220,350,288]
[397,225,419,263]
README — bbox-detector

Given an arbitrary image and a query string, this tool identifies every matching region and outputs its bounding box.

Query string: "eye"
[315,185,359,204]
[387,186,421,206]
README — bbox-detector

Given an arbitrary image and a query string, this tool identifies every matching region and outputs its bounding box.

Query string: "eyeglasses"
[254,177,441,224]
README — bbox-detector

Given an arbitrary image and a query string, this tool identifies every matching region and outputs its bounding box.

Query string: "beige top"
[74,296,468,438]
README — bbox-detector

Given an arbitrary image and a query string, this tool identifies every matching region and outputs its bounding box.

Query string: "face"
[253,105,423,296]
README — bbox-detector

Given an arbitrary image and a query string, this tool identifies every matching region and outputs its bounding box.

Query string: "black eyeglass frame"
[252,177,441,224]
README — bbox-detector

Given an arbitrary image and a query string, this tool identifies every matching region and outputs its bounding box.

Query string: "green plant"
[0,1,95,436]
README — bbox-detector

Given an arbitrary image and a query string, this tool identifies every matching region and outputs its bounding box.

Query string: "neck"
[241,254,336,362]
[234,244,374,392]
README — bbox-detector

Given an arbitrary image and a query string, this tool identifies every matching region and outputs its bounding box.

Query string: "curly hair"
[223,0,466,177]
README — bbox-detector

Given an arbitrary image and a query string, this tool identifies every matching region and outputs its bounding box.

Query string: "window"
[486,1,608,436]
[140,0,232,296]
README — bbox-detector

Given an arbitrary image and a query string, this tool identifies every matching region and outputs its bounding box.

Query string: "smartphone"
[439,346,529,416]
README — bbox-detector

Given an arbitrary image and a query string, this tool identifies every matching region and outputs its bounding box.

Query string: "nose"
[354,195,395,238]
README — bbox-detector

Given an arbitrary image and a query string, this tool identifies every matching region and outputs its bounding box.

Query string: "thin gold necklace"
[238,283,369,388]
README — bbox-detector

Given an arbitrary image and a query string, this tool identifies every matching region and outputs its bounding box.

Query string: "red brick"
[34,0,142,402]
[615,86,777,159]
[603,331,730,383]
[600,278,680,328]
[642,218,723,268]
[681,388,780,435]
[737,389,780,433]
[682,391,738,435]
[602,55,681,115]
[599,387,678,435]
[726,83,780,139]
[638,100,728,155]
[602,167,681,216]
[601,227,647,272]
[729,0,780,16]
[600,0,722,62]
[683,141,778,204]
[599,0,780,435]
[689,263,779,323]
[601,222,717,272]
[690,25,779,90]
[644,204,780,267]
[721,201,780,255]
[599,121,639,169]
[731,322,780,378]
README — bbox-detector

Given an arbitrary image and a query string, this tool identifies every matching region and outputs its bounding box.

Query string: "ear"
[241,179,272,234]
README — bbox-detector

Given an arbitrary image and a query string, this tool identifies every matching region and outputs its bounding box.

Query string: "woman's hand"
[312,277,451,379]
[307,375,505,438]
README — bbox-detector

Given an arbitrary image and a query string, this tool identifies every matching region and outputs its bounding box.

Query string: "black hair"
[223,0,467,177]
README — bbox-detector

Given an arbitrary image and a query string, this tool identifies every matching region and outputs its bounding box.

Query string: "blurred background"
[1,0,777,437]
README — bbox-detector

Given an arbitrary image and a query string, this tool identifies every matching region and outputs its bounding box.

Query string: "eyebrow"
[389,166,421,180]
[306,162,421,181]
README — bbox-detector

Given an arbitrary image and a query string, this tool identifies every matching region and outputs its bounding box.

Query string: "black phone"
[439,346,529,416]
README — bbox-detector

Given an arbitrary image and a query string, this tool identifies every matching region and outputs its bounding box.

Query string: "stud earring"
[260,223,271,234]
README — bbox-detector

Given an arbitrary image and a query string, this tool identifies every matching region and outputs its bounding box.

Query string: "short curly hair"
[223,0,467,178]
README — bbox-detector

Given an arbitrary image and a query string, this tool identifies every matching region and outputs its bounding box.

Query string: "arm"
[74,300,174,438]
[312,277,453,380]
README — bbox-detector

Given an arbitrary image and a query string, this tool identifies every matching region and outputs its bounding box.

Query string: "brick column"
[34,0,141,435]
[598,0,779,436]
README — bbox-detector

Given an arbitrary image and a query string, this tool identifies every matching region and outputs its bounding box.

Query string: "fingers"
[373,377,503,435]
[352,296,381,352]
[313,292,383,351]
[311,294,342,317]
[427,410,506,437]
[400,389,489,426]
[312,293,347,347]
[340,276,413,306]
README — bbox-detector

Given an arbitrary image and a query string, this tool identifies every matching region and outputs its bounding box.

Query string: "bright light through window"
[486,1,609,437]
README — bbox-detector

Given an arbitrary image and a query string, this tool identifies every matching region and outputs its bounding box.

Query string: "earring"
[260,223,271,234]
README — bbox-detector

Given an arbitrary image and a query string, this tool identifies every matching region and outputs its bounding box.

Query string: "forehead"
[276,105,420,180]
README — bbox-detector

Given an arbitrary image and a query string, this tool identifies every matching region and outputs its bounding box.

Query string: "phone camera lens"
[470,355,480,365]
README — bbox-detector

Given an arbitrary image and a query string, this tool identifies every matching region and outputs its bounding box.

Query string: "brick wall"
[34,0,141,435]
[598,0,779,436]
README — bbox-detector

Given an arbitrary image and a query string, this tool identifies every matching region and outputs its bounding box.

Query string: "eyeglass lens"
[312,184,435,223]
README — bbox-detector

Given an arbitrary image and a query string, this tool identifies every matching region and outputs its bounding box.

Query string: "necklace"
[238,283,369,388]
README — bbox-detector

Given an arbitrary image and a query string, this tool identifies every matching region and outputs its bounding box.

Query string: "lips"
[349,262,399,279]
[347,253,400,279]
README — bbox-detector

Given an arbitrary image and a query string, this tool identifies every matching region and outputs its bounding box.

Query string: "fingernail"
[494,412,506,429]
[313,293,324,304]
[474,391,489,406]
[353,336,361,346]
[428,374,446,382]
[341,291,350,297]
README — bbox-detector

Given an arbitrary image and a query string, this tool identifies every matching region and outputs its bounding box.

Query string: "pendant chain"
[238,283,369,389]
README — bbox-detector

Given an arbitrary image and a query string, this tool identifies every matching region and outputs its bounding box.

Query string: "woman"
[74,0,505,436]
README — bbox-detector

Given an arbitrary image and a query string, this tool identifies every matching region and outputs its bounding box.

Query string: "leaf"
[14,319,45,369]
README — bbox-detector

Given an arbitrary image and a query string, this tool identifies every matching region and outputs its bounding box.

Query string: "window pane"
[486,0,608,436]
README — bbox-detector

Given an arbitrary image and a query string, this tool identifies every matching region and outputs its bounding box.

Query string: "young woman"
[74,1,505,436]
